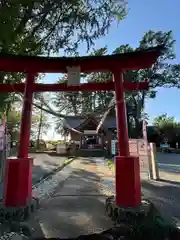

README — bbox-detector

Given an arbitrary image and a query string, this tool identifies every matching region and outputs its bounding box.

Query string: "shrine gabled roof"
[0,45,165,73]
[63,116,117,130]
[63,117,88,129]
[63,116,160,133]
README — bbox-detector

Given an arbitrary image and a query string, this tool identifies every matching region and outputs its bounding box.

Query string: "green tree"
[94,31,179,136]
[154,114,176,128]
[0,0,127,115]
[153,114,180,143]
[6,108,40,142]
[33,93,50,148]
[34,30,180,137]
[6,109,21,142]
[0,1,127,54]
[53,30,179,137]
[112,30,177,136]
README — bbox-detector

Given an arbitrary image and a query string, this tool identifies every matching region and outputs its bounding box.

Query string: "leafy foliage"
[153,114,180,144]
[53,30,180,137]
[6,108,41,141]
[0,0,127,117]
[32,93,51,146]
[0,0,127,55]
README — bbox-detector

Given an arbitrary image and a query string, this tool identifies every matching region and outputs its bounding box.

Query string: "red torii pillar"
[113,69,141,207]
[4,73,36,207]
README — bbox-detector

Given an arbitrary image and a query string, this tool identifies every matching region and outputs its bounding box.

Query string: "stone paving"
[30,157,114,238]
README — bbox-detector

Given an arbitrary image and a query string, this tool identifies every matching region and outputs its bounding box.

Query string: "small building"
[63,113,117,156]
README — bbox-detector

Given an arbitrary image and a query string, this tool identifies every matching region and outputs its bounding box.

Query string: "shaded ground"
[30,154,67,184]
[0,154,67,200]
[142,180,180,226]
[104,156,180,226]
[30,158,113,238]
[25,155,180,237]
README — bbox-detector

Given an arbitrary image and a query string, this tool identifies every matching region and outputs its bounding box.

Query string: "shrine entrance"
[0,45,163,214]
[81,134,101,149]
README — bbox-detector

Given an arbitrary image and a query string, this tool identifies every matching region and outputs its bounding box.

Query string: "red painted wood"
[114,70,142,208]
[114,71,130,156]
[18,73,35,158]
[4,157,33,207]
[115,156,141,207]
[0,46,163,73]
[1,45,163,209]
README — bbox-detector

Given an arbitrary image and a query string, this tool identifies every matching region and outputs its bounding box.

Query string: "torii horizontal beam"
[0,81,148,92]
[0,45,164,73]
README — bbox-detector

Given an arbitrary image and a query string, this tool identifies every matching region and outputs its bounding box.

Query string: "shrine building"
[62,111,160,156]
[63,112,116,156]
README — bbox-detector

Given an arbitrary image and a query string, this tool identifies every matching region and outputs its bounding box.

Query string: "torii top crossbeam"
[0,45,164,73]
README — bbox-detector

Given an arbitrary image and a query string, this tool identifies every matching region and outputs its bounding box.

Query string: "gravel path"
[30,154,67,184]
[0,154,68,200]
[31,157,113,238]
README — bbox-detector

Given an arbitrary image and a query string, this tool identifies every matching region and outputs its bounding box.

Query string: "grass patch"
[106,159,114,170]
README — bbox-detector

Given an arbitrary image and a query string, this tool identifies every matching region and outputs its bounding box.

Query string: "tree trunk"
[36,101,43,149]
[135,118,142,138]
[5,102,11,120]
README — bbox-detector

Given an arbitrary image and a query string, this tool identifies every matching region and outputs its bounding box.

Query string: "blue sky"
[42,0,180,139]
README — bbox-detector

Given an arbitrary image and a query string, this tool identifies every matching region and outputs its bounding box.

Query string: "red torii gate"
[1,46,163,211]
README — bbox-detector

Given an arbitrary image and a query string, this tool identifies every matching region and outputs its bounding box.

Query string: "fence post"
[149,143,159,180]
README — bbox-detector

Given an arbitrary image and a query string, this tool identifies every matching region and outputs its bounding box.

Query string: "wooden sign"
[84,130,96,134]
[142,120,148,140]
[67,66,81,86]
[111,140,116,155]
[0,124,5,151]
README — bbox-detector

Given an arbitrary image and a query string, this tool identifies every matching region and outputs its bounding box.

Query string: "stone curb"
[32,157,75,188]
